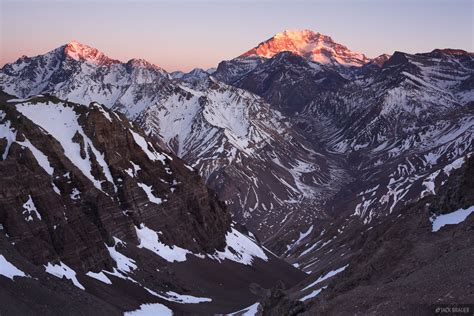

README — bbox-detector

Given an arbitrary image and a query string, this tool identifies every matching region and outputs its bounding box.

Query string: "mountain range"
[0,29,473,315]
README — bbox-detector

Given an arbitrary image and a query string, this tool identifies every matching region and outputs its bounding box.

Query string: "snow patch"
[443,156,465,176]
[22,195,41,221]
[227,302,260,316]
[0,255,28,280]
[106,238,137,272]
[70,188,81,200]
[0,116,16,160]
[137,183,162,205]
[302,264,348,291]
[44,261,85,290]
[165,291,212,303]
[17,138,54,175]
[211,227,268,265]
[125,303,172,316]
[135,225,190,262]
[86,271,112,284]
[130,129,166,163]
[300,286,327,301]
[287,226,313,251]
[431,205,474,232]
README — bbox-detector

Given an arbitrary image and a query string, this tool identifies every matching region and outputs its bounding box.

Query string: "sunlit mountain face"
[0,25,473,316]
[241,29,369,67]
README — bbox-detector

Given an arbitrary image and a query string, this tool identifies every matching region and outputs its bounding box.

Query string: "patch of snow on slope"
[22,195,41,221]
[287,225,313,252]
[130,129,166,163]
[44,261,85,290]
[443,156,465,176]
[302,264,348,291]
[212,227,268,265]
[0,255,28,280]
[70,188,81,200]
[421,170,441,197]
[165,291,212,303]
[135,224,190,262]
[137,183,162,205]
[17,138,54,175]
[135,223,269,266]
[125,303,172,316]
[227,302,260,316]
[300,285,327,301]
[106,237,137,272]
[86,271,112,284]
[143,284,212,305]
[431,205,474,232]
[149,94,202,157]
[0,114,16,160]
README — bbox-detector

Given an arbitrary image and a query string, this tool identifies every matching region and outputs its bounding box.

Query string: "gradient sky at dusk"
[1,0,473,72]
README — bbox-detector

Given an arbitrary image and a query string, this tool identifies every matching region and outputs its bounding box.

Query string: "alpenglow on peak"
[240,29,369,67]
[63,40,120,65]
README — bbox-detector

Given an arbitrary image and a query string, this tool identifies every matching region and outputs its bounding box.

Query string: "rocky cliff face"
[0,91,304,314]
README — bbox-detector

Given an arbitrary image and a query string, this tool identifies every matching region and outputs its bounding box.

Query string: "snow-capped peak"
[64,40,119,65]
[241,29,369,67]
[273,29,331,42]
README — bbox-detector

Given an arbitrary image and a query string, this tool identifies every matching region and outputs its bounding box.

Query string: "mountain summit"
[240,29,369,67]
[63,40,119,65]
